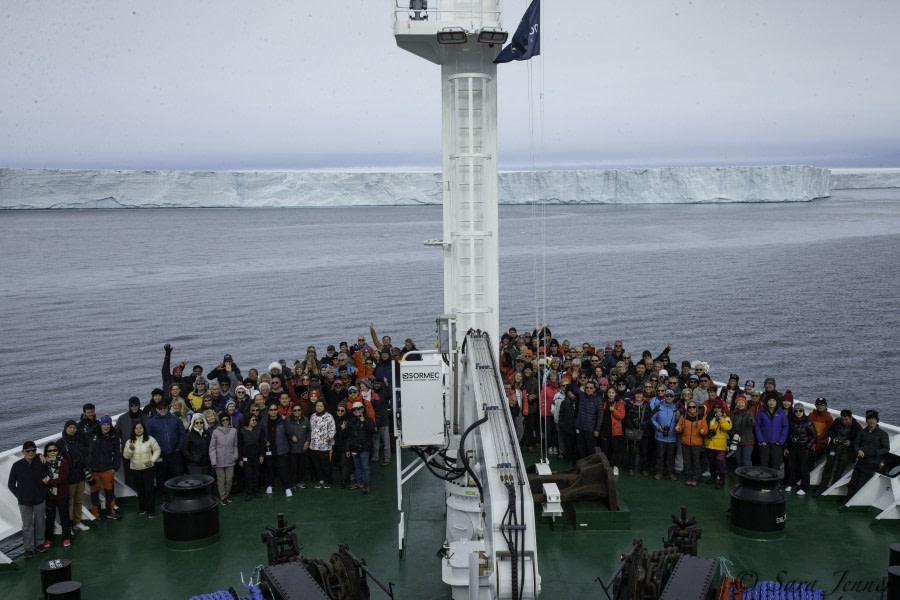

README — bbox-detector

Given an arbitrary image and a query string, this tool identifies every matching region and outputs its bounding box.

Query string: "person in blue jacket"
[146,402,186,493]
[754,395,789,470]
[652,390,680,480]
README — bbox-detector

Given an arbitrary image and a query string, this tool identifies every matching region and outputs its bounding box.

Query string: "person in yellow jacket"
[705,405,732,489]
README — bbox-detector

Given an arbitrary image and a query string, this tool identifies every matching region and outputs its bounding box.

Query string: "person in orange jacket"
[676,400,708,486]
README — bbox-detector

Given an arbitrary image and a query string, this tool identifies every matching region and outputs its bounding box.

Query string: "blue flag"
[494,0,540,64]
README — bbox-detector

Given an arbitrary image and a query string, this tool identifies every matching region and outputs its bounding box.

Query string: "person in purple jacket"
[754,395,789,470]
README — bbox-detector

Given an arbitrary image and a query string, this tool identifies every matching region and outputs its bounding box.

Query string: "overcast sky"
[2,0,898,171]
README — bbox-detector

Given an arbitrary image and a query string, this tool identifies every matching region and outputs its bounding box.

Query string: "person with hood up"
[209,412,239,504]
[122,421,160,517]
[58,419,90,532]
[754,395,789,470]
[187,377,208,412]
[88,415,121,519]
[676,399,707,486]
[783,404,816,495]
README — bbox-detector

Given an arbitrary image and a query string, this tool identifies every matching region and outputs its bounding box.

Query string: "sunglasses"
[24,448,37,453]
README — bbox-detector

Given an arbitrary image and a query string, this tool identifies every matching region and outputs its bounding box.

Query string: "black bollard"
[45,580,81,600]
[890,543,900,567]
[887,565,900,600]
[162,474,220,550]
[39,558,72,599]
[729,466,786,539]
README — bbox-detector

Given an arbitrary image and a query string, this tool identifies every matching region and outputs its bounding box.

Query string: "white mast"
[393,0,503,348]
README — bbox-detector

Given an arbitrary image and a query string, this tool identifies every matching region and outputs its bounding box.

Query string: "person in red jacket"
[808,397,834,462]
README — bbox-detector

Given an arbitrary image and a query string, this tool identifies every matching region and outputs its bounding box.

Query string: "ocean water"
[1,188,899,447]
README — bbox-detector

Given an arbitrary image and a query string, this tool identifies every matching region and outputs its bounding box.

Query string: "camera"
[661,426,670,436]
[82,467,95,486]
[727,434,741,457]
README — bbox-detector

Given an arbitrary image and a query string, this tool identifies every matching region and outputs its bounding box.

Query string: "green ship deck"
[4,451,895,599]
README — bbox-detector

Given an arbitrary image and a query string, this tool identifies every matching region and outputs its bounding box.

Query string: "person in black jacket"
[238,413,264,500]
[555,377,578,463]
[59,420,91,532]
[846,410,891,501]
[624,387,653,475]
[88,416,122,519]
[346,401,376,494]
[182,413,212,476]
[814,409,862,496]
[783,405,817,496]
[7,441,51,558]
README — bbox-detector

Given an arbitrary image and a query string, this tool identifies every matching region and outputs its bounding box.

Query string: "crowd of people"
[7,324,413,559]
[7,324,893,560]
[496,326,891,499]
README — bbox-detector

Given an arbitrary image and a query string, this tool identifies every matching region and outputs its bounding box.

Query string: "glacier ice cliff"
[830,168,900,189]
[0,165,832,209]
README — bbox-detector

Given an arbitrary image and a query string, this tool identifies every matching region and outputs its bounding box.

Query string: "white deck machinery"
[392,2,540,599]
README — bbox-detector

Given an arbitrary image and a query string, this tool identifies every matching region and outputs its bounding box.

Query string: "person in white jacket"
[122,422,161,518]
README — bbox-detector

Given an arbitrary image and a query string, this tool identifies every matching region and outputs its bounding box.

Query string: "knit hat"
[128,396,141,407]
[194,376,208,388]
[350,402,364,410]
[681,361,691,369]
[744,379,755,388]
[814,397,828,406]
[64,419,78,431]
[598,377,609,385]
[729,373,740,382]
[866,410,879,422]
[735,395,748,404]
[782,390,794,404]
[763,377,776,387]
[268,361,282,373]
[840,409,853,418]
[100,415,113,427]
